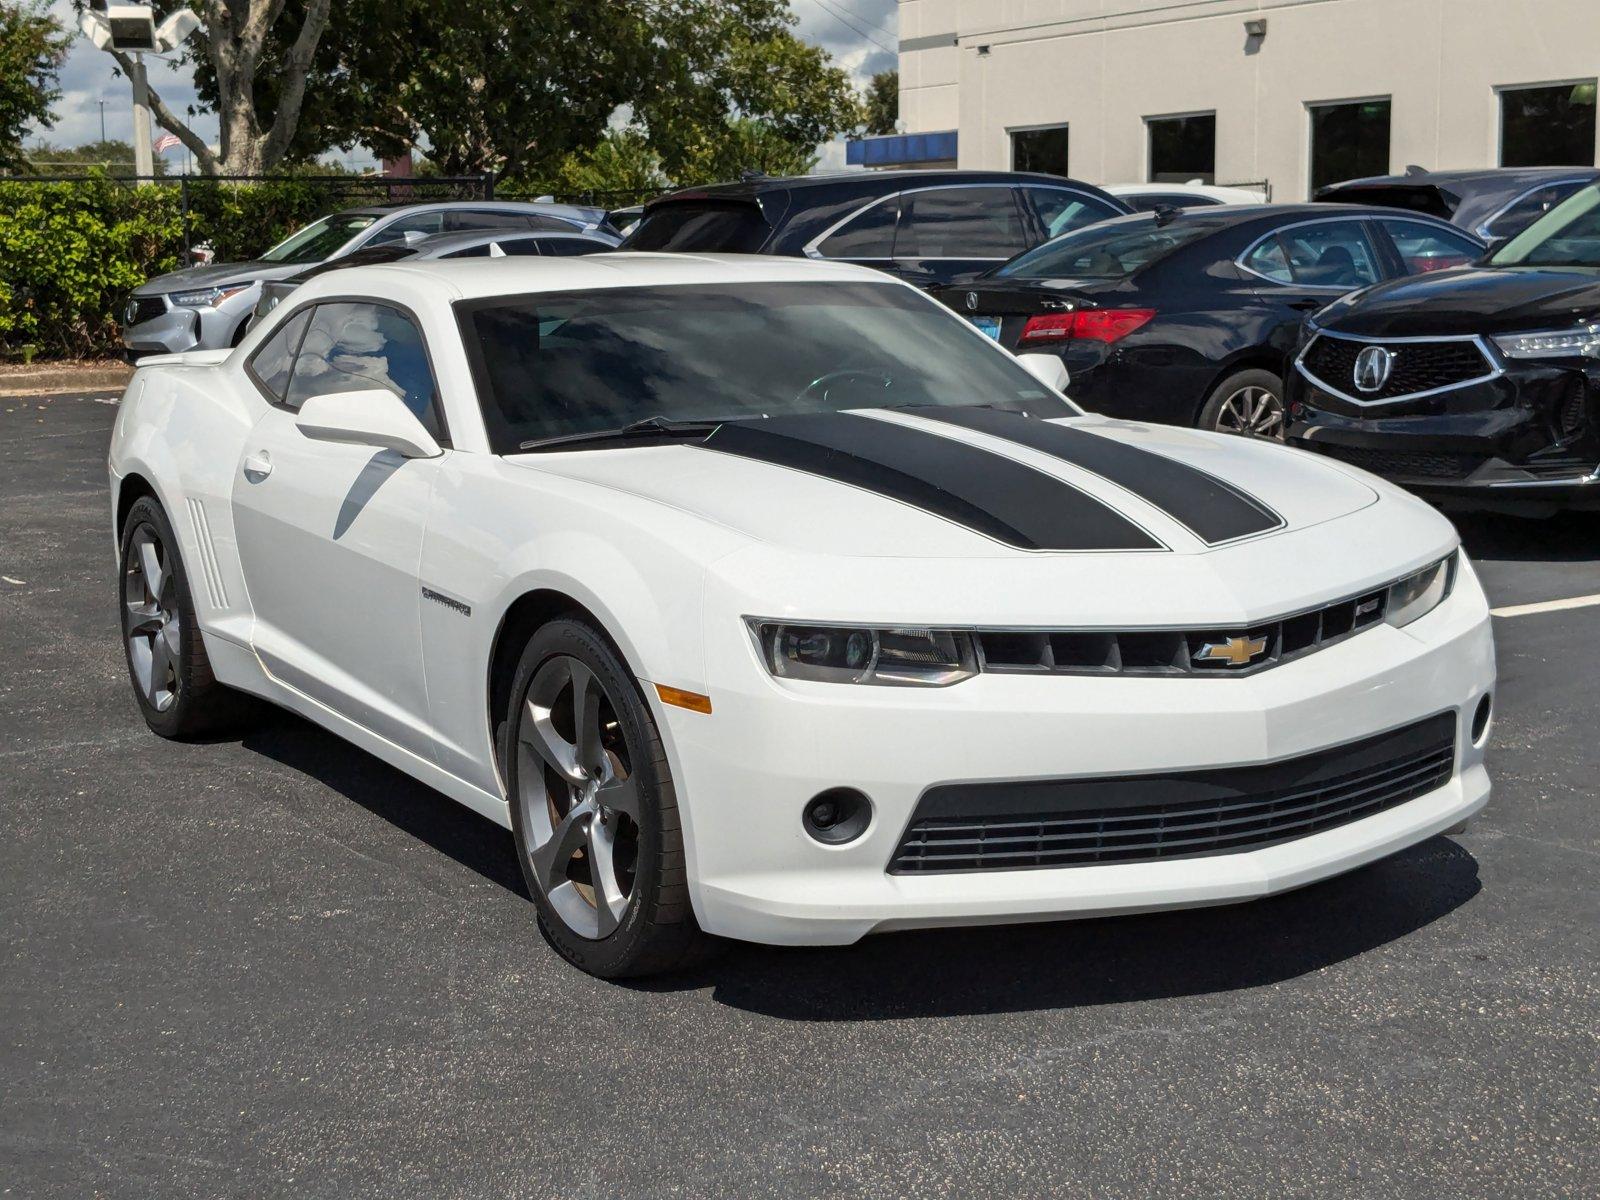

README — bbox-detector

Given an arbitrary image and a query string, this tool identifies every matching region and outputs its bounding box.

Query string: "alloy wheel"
[514,655,642,939]
[1213,385,1285,440]
[123,525,181,712]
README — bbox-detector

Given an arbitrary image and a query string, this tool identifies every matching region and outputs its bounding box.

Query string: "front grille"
[125,296,167,325]
[890,713,1456,874]
[1301,334,1493,401]
[974,585,1390,677]
[1314,444,1484,480]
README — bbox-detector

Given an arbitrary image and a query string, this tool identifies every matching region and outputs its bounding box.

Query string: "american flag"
[153,132,181,154]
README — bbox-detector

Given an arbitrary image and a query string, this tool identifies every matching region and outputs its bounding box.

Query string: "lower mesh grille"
[890,713,1456,874]
[1315,445,1483,480]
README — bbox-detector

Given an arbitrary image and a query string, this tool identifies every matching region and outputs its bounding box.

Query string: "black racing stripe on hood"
[914,407,1283,544]
[701,413,1162,552]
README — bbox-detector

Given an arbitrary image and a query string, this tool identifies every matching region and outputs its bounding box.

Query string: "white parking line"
[1491,593,1600,619]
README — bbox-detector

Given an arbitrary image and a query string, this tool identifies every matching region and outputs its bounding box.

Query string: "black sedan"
[937,205,1484,438]
[1287,182,1600,514]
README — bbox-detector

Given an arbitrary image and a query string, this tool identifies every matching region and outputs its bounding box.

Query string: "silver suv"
[121,200,616,356]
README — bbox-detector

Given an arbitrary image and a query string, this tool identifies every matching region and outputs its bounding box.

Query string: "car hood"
[136,261,301,295]
[1315,266,1600,336]
[512,408,1379,561]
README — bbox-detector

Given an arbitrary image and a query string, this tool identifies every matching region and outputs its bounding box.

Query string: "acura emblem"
[1195,635,1269,667]
[1353,345,1395,393]
[965,292,979,311]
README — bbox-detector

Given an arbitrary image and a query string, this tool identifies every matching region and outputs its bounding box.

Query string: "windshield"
[1489,183,1600,267]
[259,213,378,264]
[456,281,1075,453]
[996,218,1211,279]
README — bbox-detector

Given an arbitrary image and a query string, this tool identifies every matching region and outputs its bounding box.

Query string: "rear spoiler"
[133,349,233,368]
[1311,182,1459,220]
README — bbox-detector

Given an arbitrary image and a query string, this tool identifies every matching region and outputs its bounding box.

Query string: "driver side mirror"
[401,229,430,246]
[1016,352,1071,395]
[294,389,442,459]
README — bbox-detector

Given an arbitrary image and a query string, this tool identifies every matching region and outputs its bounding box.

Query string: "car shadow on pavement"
[1452,509,1600,563]
[237,708,1481,1020]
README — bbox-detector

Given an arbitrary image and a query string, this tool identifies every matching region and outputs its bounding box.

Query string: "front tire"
[502,617,708,978]
[118,495,249,737]
[1199,368,1286,440]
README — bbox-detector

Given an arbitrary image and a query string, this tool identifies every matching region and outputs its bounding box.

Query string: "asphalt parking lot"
[2,389,1596,1199]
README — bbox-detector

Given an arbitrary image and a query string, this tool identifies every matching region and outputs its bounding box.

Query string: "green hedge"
[0,177,364,359]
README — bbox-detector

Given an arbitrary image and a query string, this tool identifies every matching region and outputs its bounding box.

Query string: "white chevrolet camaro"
[109,255,1495,978]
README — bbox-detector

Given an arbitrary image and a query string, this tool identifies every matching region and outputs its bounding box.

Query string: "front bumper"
[121,286,259,355]
[659,565,1495,945]
[1286,351,1600,510]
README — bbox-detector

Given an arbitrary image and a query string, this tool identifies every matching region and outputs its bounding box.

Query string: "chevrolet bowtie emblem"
[1196,635,1269,667]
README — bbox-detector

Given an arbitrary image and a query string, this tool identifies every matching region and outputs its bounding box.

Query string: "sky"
[29,0,898,173]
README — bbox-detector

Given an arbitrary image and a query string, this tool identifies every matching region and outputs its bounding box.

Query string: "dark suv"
[619,171,1130,288]
[1316,166,1600,243]
[1287,181,1600,513]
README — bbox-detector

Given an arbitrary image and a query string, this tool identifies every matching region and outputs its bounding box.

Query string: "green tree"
[24,139,169,177]
[0,0,69,172]
[862,69,898,136]
[550,129,669,199]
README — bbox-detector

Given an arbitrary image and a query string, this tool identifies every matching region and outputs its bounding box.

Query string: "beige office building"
[884,0,1599,200]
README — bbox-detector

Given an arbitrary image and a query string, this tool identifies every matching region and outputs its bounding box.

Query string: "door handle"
[243,451,273,480]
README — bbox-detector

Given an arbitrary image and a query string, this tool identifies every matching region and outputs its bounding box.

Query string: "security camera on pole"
[78,3,201,180]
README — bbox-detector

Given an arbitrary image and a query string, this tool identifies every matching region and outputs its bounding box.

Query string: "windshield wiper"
[518,415,723,453]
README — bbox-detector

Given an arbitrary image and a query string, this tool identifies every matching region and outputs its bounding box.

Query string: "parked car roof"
[337,198,611,226]
[1314,166,1600,239]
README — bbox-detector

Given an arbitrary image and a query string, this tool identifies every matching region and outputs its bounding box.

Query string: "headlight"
[1492,323,1600,360]
[750,621,977,687]
[1386,552,1458,628]
[169,284,252,308]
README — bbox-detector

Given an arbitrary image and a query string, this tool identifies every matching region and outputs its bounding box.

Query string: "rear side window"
[1026,188,1124,237]
[1378,219,1481,274]
[998,219,1211,280]
[246,308,310,401]
[1241,238,1293,283]
[283,302,444,438]
[537,237,607,257]
[441,244,493,258]
[816,198,898,257]
[1481,180,1589,239]
[448,209,534,232]
[623,201,771,252]
[894,187,1029,258]
[1248,222,1381,288]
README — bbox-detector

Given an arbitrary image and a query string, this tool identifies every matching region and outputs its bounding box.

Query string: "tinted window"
[1309,99,1392,193]
[365,211,445,246]
[894,188,1028,258]
[498,238,547,256]
[1272,222,1381,288]
[623,202,770,252]
[1482,179,1590,239]
[817,198,897,257]
[1012,126,1069,176]
[537,237,606,257]
[1500,83,1597,168]
[1148,113,1215,184]
[1378,219,1481,274]
[284,303,442,437]
[1027,188,1123,238]
[247,309,310,400]
[999,219,1212,280]
[1491,184,1600,267]
[447,209,531,232]
[456,282,1072,453]
[441,243,493,258]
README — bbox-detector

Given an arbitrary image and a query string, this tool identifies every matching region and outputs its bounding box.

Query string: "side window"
[1026,188,1123,238]
[447,209,534,232]
[1481,180,1588,239]
[1241,236,1294,283]
[894,187,1029,258]
[245,308,310,401]
[1275,222,1382,288]
[440,243,493,258]
[816,198,898,258]
[283,303,443,439]
[536,237,605,257]
[1378,219,1481,275]
[365,211,445,246]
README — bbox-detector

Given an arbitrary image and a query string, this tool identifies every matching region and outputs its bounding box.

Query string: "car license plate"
[971,315,1002,340]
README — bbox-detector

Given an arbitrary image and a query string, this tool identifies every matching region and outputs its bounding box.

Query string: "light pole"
[78,5,201,180]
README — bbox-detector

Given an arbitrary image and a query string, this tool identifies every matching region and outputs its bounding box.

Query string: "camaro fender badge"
[1195,634,1269,667]
[1353,345,1395,394]
[421,586,471,617]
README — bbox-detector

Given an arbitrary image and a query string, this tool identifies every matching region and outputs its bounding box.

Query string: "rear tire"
[502,616,711,979]
[118,495,252,738]
[1199,368,1286,440]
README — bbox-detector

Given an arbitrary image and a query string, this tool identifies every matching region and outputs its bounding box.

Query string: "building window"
[1147,113,1215,184]
[1500,82,1597,167]
[1011,126,1069,177]
[1309,98,1391,193]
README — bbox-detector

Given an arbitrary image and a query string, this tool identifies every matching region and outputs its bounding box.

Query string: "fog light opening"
[1472,693,1493,745]
[803,788,872,845]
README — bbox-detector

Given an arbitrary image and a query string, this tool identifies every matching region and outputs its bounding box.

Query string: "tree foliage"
[25,140,170,177]
[0,0,70,172]
[862,69,898,136]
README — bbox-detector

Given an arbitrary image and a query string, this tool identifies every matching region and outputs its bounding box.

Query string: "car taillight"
[1019,308,1156,345]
